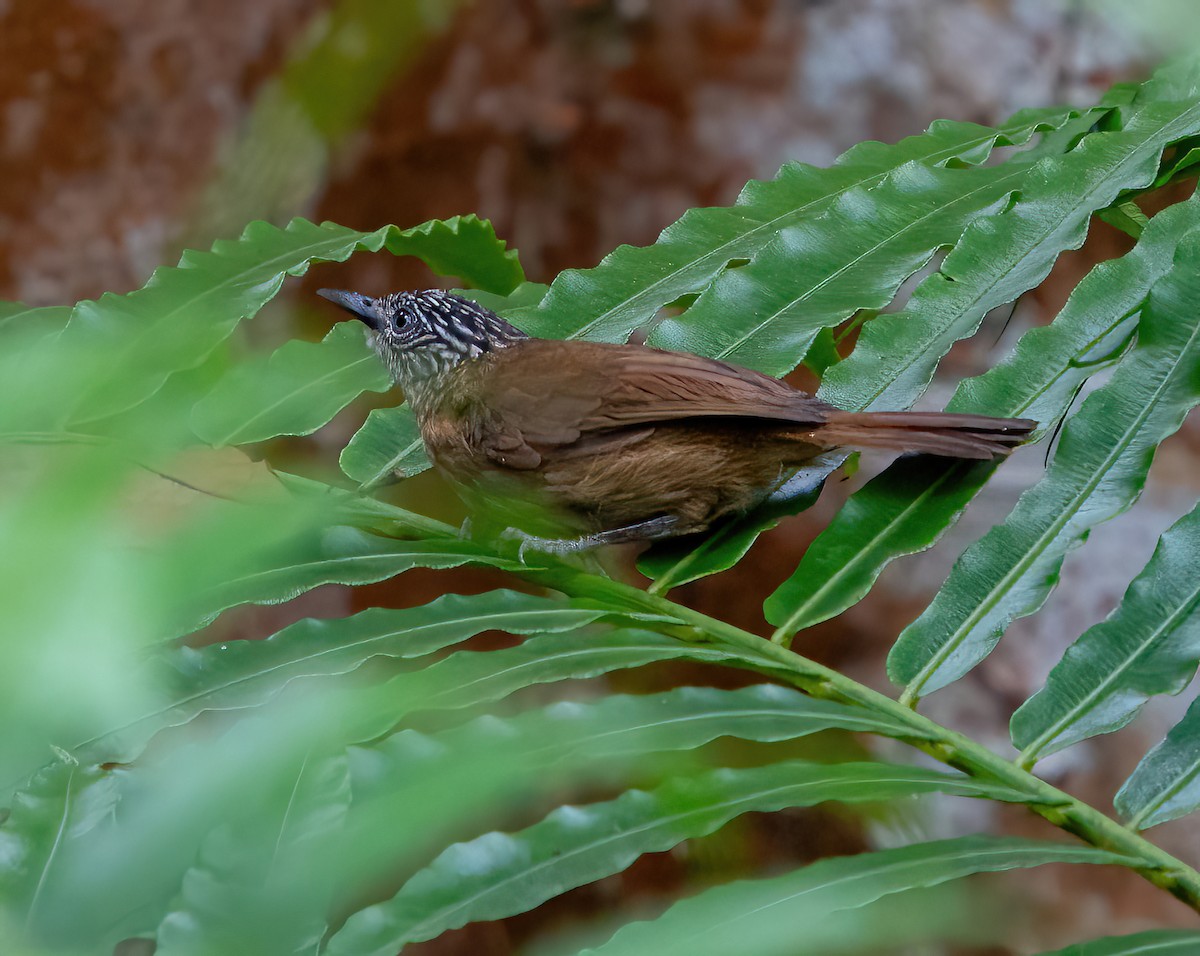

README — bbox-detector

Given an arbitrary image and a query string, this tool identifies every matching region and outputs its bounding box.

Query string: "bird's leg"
[502,514,686,561]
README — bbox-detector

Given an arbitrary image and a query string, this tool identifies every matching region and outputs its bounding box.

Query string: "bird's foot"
[500,528,587,563]
[501,515,686,563]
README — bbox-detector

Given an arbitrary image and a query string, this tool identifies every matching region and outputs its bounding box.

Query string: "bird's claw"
[500,527,586,562]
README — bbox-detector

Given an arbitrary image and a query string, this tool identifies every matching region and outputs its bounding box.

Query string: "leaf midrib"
[1021,575,1200,761]
[564,121,1062,343]
[905,315,1200,698]
[710,166,1026,363]
[849,100,1200,413]
[398,768,991,946]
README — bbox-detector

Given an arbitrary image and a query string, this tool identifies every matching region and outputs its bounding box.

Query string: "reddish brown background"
[5,2,1198,953]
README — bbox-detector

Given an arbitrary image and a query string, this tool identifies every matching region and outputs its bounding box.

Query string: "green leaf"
[338,404,429,486]
[155,753,351,956]
[889,227,1200,701]
[1012,501,1200,763]
[325,761,1034,955]
[341,631,807,744]
[505,108,1078,344]
[169,526,526,638]
[1155,145,1200,189]
[1097,199,1150,238]
[766,456,996,639]
[357,629,736,718]
[401,684,934,762]
[648,160,1019,376]
[59,215,519,426]
[819,93,1200,415]
[468,280,550,313]
[766,189,1200,640]
[1035,930,1200,956]
[1115,694,1200,829]
[578,837,1131,956]
[0,760,117,936]
[191,321,390,446]
[0,304,70,343]
[80,592,607,765]
[329,685,939,917]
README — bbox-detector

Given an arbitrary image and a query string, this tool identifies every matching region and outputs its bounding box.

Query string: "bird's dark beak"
[317,288,381,331]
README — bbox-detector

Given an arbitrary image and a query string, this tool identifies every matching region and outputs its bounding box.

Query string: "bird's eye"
[392,311,409,331]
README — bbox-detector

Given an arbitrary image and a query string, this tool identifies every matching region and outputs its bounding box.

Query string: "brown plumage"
[319,288,1035,552]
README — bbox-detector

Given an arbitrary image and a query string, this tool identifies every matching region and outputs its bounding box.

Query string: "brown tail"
[816,411,1036,460]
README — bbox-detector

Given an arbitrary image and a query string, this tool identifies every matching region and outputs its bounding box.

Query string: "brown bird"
[319,288,1035,554]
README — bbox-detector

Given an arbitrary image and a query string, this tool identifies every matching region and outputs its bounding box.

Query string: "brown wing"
[469,339,830,469]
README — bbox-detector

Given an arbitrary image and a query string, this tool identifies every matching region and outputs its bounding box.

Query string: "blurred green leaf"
[59,215,519,427]
[81,591,608,765]
[578,837,1132,956]
[1012,501,1200,763]
[1035,930,1200,955]
[326,761,1033,954]
[0,305,70,345]
[169,526,526,639]
[155,753,351,956]
[0,761,117,937]
[191,321,390,446]
[282,0,466,140]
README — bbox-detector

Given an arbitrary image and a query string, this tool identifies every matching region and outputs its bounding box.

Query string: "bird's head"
[318,288,528,405]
